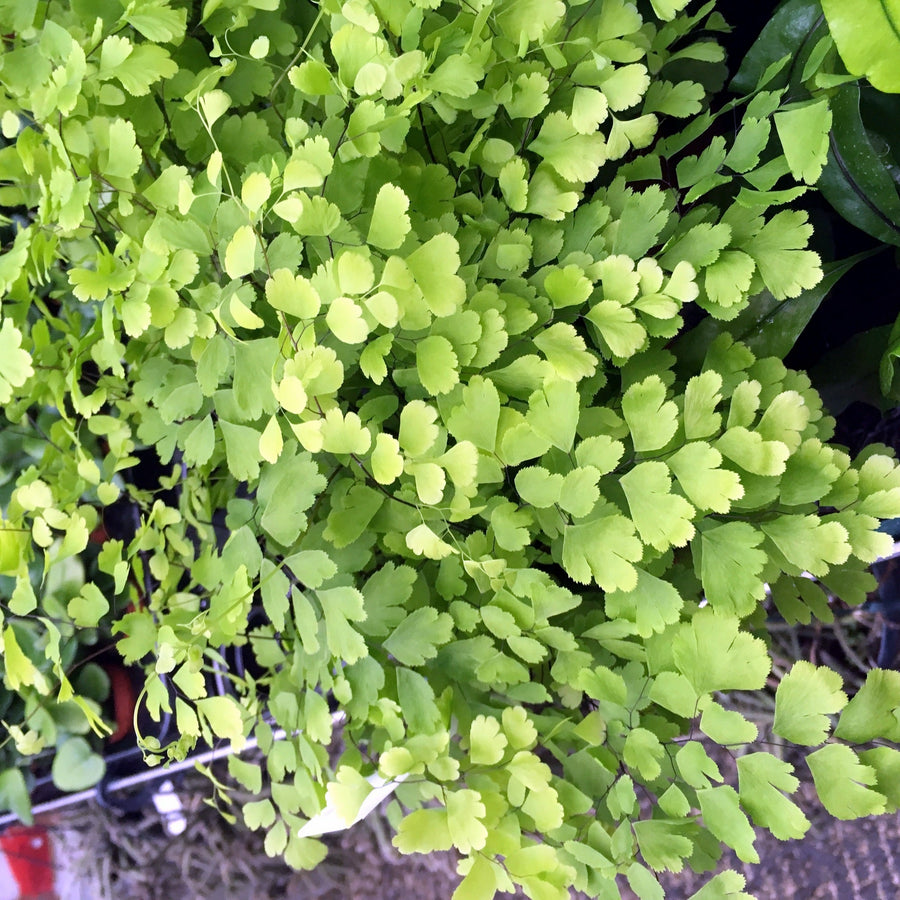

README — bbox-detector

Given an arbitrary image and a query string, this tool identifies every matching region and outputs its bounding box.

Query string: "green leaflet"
[697,786,759,864]
[633,819,694,874]
[773,661,847,746]
[621,461,696,551]
[383,608,454,666]
[561,511,643,591]
[699,699,758,745]
[367,184,411,250]
[808,744,887,820]
[834,669,900,743]
[51,737,106,792]
[527,378,579,452]
[695,521,767,617]
[668,443,743,514]
[821,0,900,93]
[622,376,679,452]
[761,515,851,577]
[737,752,810,840]
[673,609,771,695]
[774,98,832,184]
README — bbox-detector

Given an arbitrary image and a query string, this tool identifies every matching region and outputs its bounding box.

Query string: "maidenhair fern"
[1,1,899,898]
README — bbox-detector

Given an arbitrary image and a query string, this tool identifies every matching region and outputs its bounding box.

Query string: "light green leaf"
[821,0,900,93]
[808,743,887,819]
[621,461,695,551]
[742,210,822,300]
[67,583,110,627]
[490,500,532,551]
[774,98,832,184]
[761,515,850,577]
[527,378,579,452]
[219,419,261,481]
[368,184,411,250]
[446,376,501,453]
[265,269,320,318]
[676,742,723,790]
[3,625,41,690]
[515,466,564,508]
[773,661,846,746]
[683,371,723,439]
[622,376,678,452]
[699,699,758,745]
[0,769,32,825]
[360,334,393,383]
[452,853,498,900]
[125,0,187,41]
[668,443,743,514]
[337,252,374,296]
[649,672,700,718]
[406,523,456,559]
[384,608,454,665]
[224,225,257,279]
[633,819,694,873]
[623,727,664,780]
[695,522,767,616]
[562,512,643,591]
[572,86,609,134]
[533,323,597,382]
[52,737,106,792]
[406,234,466,316]
[371,433,404,485]
[856,454,900,518]
[394,808,453,854]
[559,466,601,518]
[241,172,271,212]
[326,296,369,344]
[716,427,789,477]
[686,871,752,900]
[587,300,647,358]
[673,609,770,694]
[529,111,607,183]
[834,668,900,743]
[499,157,528,211]
[259,449,325,545]
[697,786,758,863]
[704,251,757,310]
[324,765,374,826]
[318,586,367,664]
[104,118,142,178]
[502,706,538,750]
[543,264,593,309]
[606,569,683,638]
[0,524,29,575]
[319,408,371,455]
[446,789,488,853]
[400,400,440,457]
[737,752,810,841]
[625,862,664,900]
[859,747,900,810]
[417,335,459,395]
[0,319,34,402]
[469,714,508,766]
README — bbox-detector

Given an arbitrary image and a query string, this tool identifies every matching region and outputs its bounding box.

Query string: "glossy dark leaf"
[730,0,826,95]
[819,85,900,247]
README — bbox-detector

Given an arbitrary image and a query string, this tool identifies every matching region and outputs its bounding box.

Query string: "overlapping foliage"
[2,1,900,898]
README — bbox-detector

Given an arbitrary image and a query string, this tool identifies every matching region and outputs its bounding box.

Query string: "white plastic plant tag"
[296,771,408,838]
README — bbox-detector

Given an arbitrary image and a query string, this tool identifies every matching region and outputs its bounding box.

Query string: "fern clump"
[1,1,899,898]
